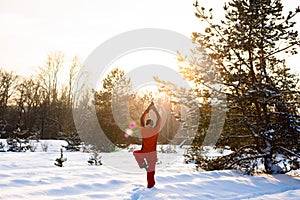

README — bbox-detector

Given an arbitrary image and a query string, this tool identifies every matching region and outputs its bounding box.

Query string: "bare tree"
[0,69,18,128]
[37,51,64,138]
[15,76,44,134]
[68,56,80,109]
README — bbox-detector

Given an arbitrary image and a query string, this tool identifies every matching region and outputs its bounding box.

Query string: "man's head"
[146,119,154,127]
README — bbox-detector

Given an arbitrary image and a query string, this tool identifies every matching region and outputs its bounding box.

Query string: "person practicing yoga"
[133,102,162,188]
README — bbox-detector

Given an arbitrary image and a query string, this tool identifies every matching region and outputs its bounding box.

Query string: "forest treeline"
[0,55,180,147]
[0,52,79,139]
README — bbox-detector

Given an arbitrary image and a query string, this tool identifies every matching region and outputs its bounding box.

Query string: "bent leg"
[145,151,157,172]
[133,150,146,168]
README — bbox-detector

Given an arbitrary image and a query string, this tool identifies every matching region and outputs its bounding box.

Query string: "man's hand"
[150,101,154,107]
[150,102,157,111]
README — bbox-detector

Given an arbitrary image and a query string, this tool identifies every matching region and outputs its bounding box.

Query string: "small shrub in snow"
[54,148,67,167]
[81,144,94,153]
[41,142,49,152]
[127,145,136,152]
[6,137,30,152]
[0,141,5,152]
[159,145,177,154]
[29,140,38,152]
[59,132,81,151]
[87,149,102,166]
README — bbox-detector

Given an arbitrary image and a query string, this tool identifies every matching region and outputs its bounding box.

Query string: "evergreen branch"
[194,4,251,71]
[226,154,266,169]
[278,146,300,158]
[263,42,300,60]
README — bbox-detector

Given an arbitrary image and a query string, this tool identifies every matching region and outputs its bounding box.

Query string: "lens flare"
[124,128,133,138]
[129,121,136,129]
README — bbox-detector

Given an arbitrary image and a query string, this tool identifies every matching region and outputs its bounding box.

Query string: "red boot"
[147,171,155,188]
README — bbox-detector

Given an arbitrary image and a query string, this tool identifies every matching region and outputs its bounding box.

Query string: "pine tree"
[181,0,300,174]
[94,68,139,147]
[54,148,67,167]
[87,148,102,166]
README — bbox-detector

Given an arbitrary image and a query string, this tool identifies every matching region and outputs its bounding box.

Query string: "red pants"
[133,150,157,188]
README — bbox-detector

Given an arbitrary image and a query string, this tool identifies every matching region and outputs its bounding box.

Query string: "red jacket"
[140,119,162,153]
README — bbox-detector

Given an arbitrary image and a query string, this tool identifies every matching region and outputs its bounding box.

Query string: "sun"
[135,84,161,101]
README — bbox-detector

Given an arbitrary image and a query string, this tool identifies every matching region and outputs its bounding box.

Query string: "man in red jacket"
[133,102,162,188]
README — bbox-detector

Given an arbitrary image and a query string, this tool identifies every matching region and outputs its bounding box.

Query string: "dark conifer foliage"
[182,0,300,174]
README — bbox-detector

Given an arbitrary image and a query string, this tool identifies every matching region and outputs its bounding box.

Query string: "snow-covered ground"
[0,140,300,200]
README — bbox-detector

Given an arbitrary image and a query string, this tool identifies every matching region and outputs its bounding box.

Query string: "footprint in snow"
[132,184,145,191]
[131,184,158,200]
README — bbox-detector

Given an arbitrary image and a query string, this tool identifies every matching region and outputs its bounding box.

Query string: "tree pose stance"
[133,102,162,188]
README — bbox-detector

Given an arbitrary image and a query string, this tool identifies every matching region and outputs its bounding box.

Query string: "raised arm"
[152,104,162,128]
[140,102,154,127]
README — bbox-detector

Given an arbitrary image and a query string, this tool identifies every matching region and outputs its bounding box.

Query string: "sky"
[0,0,299,81]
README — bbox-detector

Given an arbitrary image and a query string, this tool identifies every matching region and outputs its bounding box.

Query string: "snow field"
[0,140,299,200]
